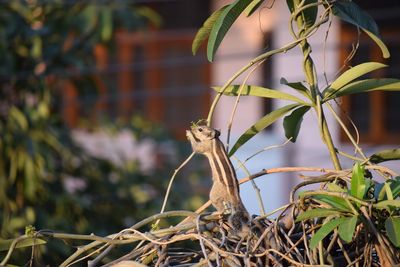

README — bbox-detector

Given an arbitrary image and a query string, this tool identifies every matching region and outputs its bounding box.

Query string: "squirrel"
[186,123,250,233]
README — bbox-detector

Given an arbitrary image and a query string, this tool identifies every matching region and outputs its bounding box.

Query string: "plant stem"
[290,0,341,170]
[321,113,342,170]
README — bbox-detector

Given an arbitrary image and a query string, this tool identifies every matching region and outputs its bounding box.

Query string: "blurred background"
[1,0,399,264]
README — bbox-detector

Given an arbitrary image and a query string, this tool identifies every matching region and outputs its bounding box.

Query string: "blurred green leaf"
[331,1,390,58]
[310,217,346,249]
[296,208,341,222]
[283,106,310,142]
[100,9,113,41]
[135,6,162,27]
[338,216,357,243]
[9,107,28,131]
[385,217,400,247]
[207,0,252,61]
[369,148,400,164]
[31,36,42,59]
[192,5,228,55]
[323,62,387,100]
[350,163,366,200]
[213,85,310,105]
[0,237,46,251]
[24,158,36,200]
[229,104,300,156]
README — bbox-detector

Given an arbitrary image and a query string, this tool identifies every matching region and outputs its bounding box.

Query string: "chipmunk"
[186,123,250,233]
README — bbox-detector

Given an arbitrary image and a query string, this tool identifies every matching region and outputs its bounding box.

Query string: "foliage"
[2,0,400,266]
[0,1,202,265]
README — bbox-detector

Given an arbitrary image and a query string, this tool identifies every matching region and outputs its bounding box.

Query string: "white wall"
[210,1,399,216]
[211,1,292,215]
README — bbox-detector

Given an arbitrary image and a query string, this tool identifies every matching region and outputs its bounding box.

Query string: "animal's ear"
[214,129,221,138]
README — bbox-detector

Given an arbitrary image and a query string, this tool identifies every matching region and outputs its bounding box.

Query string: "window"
[339,2,400,144]
[61,1,211,139]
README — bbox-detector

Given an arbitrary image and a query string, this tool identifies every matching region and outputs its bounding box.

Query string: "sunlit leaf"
[283,106,310,142]
[338,216,357,243]
[229,104,300,156]
[325,78,400,100]
[295,208,341,222]
[280,77,311,98]
[310,217,346,249]
[385,217,400,247]
[323,62,387,100]
[331,1,390,58]
[212,85,310,105]
[374,200,400,210]
[350,163,366,200]
[369,148,400,164]
[192,5,228,55]
[313,194,351,212]
[0,237,46,251]
[244,0,264,16]
[377,177,400,201]
[207,0,252,61]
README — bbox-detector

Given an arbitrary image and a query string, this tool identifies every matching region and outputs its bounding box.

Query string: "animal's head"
[186,122,220,154]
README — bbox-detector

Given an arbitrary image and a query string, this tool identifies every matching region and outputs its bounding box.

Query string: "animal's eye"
[198,127,203,132]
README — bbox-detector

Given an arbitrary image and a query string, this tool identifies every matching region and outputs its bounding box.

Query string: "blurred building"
[62,0,400,214]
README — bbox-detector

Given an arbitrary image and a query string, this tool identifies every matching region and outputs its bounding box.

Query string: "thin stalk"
[233,155,266,216]
[326,102,367,160]
[321,112,342,170]
[290,0,341,170]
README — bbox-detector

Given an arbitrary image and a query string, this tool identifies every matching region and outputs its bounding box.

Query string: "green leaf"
[286,0,318,29]
[391,177,400,199]
[325,78,400,100]
[100,8,113,41]
[280,77,311,98]
[135,7,163,28]
[310,217,346,249]
[295,208,341,222]
[0,237,46,251]
[24,158,36,200]
[323,62,387,100]
[331,1,390,59]
[9,106,28,131]
[212,85,310,105]
[283,106,310,142]
[327,182,348,193]
[369,148,400,164]
[385,217,400,247]
[338,216,357,243]
[313,194,351,212]
[192,5,228,55]
[374,200,400,210]
[207,0,252,62]
[244,0,264,16]
[350,163,366,200]
[228,104,300,156]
